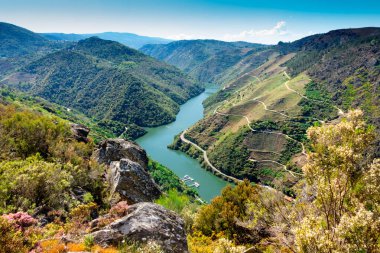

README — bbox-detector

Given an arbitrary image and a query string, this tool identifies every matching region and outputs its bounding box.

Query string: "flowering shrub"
[2,212,37,231]
[294,110,380,252]
[0,213,42,253]
[0,216,26,253]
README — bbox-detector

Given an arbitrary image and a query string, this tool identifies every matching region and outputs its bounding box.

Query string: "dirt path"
[214,108,306,155]
[250,97,290,118]
[284,71,344,115]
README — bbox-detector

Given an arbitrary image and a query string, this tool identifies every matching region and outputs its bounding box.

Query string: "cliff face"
[93,138,162,204]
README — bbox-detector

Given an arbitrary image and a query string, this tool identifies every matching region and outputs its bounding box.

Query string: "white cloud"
[223,21,289,43]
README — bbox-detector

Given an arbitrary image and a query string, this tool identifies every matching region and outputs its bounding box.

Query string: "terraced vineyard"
[171,51,344,194]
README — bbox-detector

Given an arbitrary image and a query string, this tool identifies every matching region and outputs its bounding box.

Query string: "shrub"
[84,235,94,251]
[193,180,258,243]
[0,216,27,253]
[155,189,190,214]
[0,156,72,213]
[2,212,37,231]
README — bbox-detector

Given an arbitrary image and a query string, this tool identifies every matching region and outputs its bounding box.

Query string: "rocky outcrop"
[91,202,188,253]
[70,124,90,143]
[93,139,148,169]
[93,138,161,204]
[109,159,161,204]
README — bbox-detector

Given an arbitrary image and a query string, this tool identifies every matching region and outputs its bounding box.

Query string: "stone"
[108,159,161,204]
[91,202,188,253]
[93,139,148,169]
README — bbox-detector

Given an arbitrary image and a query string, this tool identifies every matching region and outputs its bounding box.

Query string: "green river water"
[136,88,228,201]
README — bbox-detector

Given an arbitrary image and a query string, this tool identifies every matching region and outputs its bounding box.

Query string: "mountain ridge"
[1,34,203,131]
[140,39,269,84]
[41,31,173,49]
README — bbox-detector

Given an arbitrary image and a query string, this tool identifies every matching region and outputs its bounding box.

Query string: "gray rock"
[108,159,161,204]
[94,139,148,169]
[91,202,188,253]
[70,124,90,143]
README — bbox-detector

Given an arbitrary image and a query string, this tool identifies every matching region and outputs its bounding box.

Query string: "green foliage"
[141,39,267,84]
[299,81,336,120]
[259,167,283,179]
[0,22,51,57]
[193,180,258,244]
[0,104,106,214]
[279,118,316,142]
[0,88,147,142]
[6,37,203,128]
[148,160,199,197]
[155,189,191,214]
[0,156,72,213]
[83,193,94,204]
[251,120,280,131]
[278,138,302,164]
[0,103,70,160]
[84,235,95,251]
[284,50,322,76]
[208,128,252,180]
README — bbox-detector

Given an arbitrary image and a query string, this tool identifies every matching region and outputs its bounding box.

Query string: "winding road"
[180,130,243,184]
[180,129,290,196]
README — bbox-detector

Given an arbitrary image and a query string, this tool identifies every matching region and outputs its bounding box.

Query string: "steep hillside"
[41,31,172,49]
[140,39,268,84]
[0,22,49,57]
[172,27,380,194]
[2,37,203,127]
[0,22,71,78]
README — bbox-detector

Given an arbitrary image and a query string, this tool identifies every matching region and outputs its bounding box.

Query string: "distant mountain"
[40,32,173,49]
[0,22,50,57]
[2,37,203,128]
[140,39,268,84]
[0,22,71,78]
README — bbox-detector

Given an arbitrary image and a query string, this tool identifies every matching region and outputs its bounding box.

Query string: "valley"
[0,13,379,252]
[136,87,229,201]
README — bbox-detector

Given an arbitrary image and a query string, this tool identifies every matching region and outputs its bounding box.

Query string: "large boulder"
[91,202,188,253]
[109,159,161,204]
[93,139,148,169]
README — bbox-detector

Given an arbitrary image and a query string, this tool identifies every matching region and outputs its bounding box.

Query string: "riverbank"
[136,88,229,202]
[168,133,242,184]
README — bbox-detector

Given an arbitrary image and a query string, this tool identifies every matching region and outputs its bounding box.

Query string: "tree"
[293,110,380,252]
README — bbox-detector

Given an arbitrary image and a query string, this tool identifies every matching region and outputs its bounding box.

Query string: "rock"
[93,138,161,204]
[91,202,188,253]
[70,124,90,143]
[93,139,148,169]
[108,159,161,204]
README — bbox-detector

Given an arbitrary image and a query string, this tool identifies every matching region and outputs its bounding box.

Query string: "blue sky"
[1,0,380,44]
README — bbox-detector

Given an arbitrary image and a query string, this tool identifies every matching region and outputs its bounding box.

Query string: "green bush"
[0,155,72,213]
[155,189,191,214]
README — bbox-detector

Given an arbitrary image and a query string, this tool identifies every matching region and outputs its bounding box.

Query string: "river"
[136,88,228,201]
